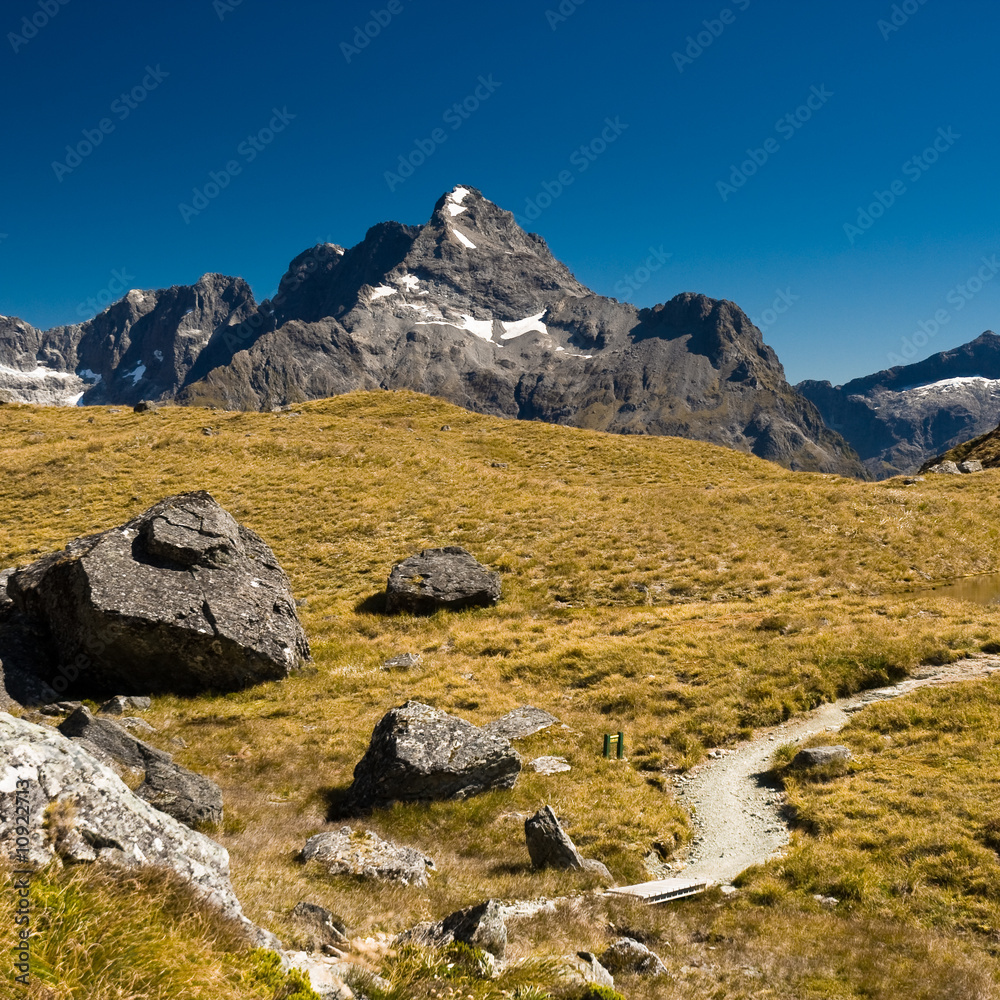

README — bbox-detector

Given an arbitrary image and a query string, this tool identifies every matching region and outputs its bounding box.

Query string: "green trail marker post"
[603,731,626,759]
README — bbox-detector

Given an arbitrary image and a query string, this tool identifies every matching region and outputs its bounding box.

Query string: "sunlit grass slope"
[3,391,1000,998]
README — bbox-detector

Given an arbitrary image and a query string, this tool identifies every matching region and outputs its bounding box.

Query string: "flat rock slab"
[301,827,435,886]
[349,701,521,809]
[529,756,571,775]
[482,706,558,741]
[385,546,500,614]
[6,491,310,696]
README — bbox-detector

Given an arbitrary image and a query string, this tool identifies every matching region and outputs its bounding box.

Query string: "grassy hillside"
[3,391,1000,998]
[923,421,1000,470]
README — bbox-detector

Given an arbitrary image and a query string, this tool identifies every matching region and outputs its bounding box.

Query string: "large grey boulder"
[792,745,852,769]
[397,899,507,961]
[301,827,434,886]
[137,757,224,829]
[348,701,521,809]
[525,805,613,882]
[0,712,271,945]
[600,937,668,977]
[385,547,500,615]
[566,952,614,990]
[959,460,984,473]
[929,461,962,475]
[6,491,310,696]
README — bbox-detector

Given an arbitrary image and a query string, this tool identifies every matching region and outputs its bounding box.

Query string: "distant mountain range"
[797,332,1000,478]
[0,185,865,477]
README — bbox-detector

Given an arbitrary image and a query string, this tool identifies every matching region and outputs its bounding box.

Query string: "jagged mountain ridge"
[0,185,864,476]
[797,332,1000,478]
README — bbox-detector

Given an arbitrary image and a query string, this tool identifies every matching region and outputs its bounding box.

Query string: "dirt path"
[669,657,1000,886]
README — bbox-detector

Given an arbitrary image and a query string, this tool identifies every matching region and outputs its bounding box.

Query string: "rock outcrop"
[385,547,501,615]
[5,491,310,697]
[58,705,169,770]
[0,713,270,944]
[137,757,225,829]
[349,701,521,809]
[0,187,865,477]
[300,827,434,886]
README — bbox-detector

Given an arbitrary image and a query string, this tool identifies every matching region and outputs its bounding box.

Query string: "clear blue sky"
[2,0,997,385]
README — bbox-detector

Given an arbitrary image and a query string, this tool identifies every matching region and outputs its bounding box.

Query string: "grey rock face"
[349,701,521,809]
[58,705,170,770]
[6,491,310,696]
[798,332,1000,478]
[482,706,558,741]
[397,899,508,961]
[137,757,224,829]
[929,461,962,475]
[792,745,852,768]
[385,547,501,615]
[599,937,669,976]
[0,712,266,942]
[301,827,434,886]
[959,459,984,473]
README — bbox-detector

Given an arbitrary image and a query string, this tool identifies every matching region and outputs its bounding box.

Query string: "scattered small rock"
[566,951,614,989]
[813,894,840,908]
[528,756,571,775]
[491,461,508,469]
[600,937,669,977]
[902,477,925,485]
[440,425,451,431]
[791,746,852,768]
[300,827,435,886]
[524,805,613,882]
[118,716,156,735]
[38,701,83,716]
[133,400,159,413]
[397,899,508,961]
[98,695,152,716]
[928,461,962,475]
[290,901,348,949]
[382,653,421,671]
[201,427,216,436]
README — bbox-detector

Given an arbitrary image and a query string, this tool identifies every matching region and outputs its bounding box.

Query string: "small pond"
[917,574,1000,606]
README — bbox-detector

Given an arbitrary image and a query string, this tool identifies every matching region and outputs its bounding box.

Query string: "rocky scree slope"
[0,185,863,475]
[797,331,1000,478]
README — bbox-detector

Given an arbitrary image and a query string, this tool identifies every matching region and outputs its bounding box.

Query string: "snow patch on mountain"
[903,376,1000,394]
[452,228,477,250]
[500,312,548,341]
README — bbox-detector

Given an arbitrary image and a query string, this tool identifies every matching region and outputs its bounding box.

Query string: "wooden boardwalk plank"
[607,877,708,905]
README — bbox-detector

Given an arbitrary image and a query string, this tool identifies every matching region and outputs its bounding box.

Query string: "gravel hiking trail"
[670,657,1000,886]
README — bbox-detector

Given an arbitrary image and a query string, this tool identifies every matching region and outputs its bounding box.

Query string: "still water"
[918,575,1000,606]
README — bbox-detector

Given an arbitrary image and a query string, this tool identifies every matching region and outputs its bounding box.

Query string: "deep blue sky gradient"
[2,0,997,384]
